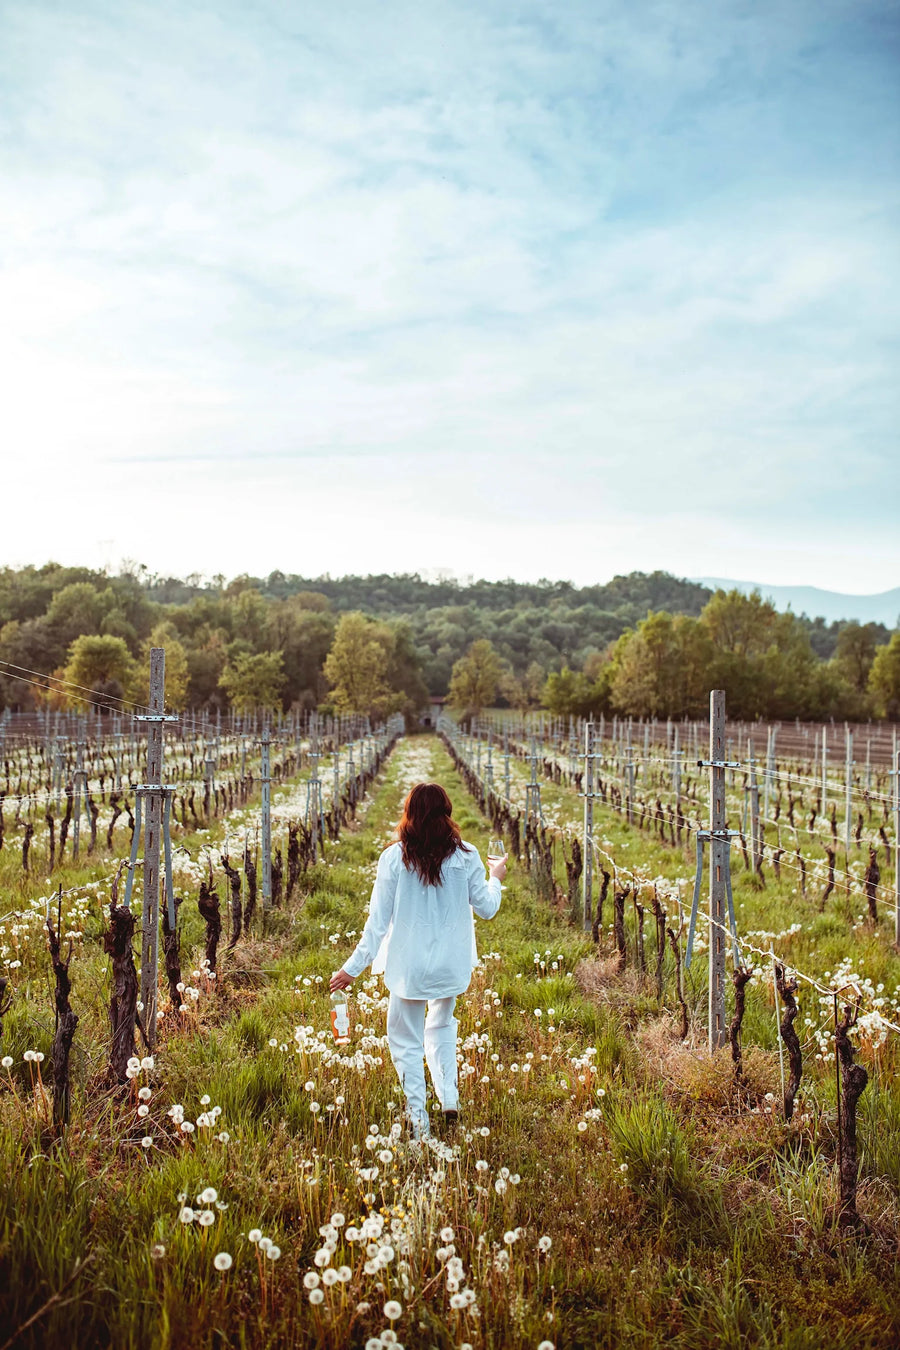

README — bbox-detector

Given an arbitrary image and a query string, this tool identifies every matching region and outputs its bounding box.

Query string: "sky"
[1,0,898,592]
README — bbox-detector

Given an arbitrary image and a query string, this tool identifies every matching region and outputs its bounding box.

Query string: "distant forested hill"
[0,563,894,716]
[145,569,713,692]
[210,569,714,617]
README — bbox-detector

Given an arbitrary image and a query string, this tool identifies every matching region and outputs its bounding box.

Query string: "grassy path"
[0,735,898,1349]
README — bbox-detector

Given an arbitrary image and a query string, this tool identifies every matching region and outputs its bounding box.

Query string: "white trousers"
[386,993,459,1131]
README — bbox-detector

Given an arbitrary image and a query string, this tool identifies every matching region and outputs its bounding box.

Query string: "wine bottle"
[330,989,351,1045]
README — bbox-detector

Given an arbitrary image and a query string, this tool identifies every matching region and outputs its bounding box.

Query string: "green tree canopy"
[833,621,881,694]
[266,600,336,709]
[869,633,900,719]
[448,639,505,720]
[607,612,712,719]
[63,634,136,710]
[47,583,108,646]
[505,660,548,712]
[324,612,395,720]
[186,626,229,709]
[385,621,429,720]
[699,590,820,720]
[542,667,595,717]
[218,650,285,713]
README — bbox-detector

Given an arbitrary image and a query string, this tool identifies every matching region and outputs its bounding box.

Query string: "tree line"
[0,562,897,722]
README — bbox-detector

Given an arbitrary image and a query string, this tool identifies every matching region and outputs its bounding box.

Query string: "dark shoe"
[443,1109,459,1128]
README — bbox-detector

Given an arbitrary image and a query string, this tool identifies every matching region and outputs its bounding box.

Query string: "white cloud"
[0,0,897,591]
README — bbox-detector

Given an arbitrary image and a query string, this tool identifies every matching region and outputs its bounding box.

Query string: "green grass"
[0,734,899,1349]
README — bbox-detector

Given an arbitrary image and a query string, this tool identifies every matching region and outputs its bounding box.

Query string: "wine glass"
[487,837,505,863]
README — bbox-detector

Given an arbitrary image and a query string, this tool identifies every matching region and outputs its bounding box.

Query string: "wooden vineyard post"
[582,720,594,931]
[763,724,775,839]
[260,727,272,911]
[137,648,175,1050]
[306,713,324,862]
[673,727,681,830]
[749,743,761,874]
[844,728,853,864]
[525,737,543,825]
[625,744,635,826]
[894,750,900,949]
[72,732,86,860]
[52,738,63,813]
[708,690,728,1052]
[204,753,216,819]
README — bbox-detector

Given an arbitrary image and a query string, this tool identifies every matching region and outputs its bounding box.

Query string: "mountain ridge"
[693,578,900,627]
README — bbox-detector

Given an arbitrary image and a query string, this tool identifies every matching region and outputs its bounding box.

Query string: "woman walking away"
[330,782,506,1139]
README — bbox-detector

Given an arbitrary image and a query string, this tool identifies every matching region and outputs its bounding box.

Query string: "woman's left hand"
[330,969,353,992]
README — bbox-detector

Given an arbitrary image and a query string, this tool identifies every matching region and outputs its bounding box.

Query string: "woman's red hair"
[396,782,470,886]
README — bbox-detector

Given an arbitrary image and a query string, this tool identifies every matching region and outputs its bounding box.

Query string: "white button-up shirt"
[342,841,502,999]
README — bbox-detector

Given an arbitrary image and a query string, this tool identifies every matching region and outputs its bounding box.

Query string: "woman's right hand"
[488,854,508,882]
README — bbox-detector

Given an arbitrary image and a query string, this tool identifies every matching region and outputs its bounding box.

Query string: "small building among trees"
[420,694,447,729]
